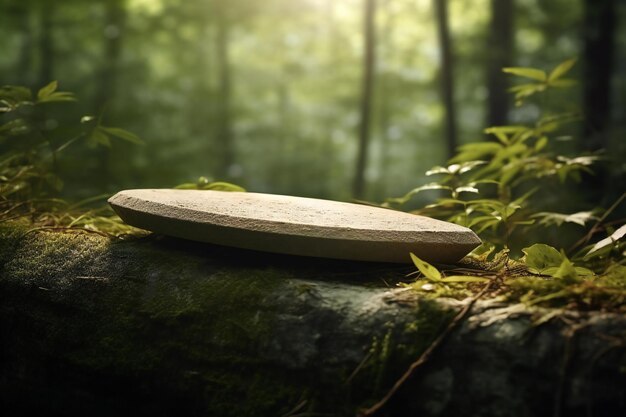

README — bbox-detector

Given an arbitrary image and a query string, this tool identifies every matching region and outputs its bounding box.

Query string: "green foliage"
[586,224,626,258]
[410,253,488,283]
[406,244,624,312]
[397,60,625,311]
[387,59,619,253]
[0,81,141,201]
[175,176,246,192]
[0,82,142,234]
[504,58,577,106]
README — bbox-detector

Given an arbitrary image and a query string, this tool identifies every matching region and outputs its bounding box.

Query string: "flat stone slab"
[108,189,480,263]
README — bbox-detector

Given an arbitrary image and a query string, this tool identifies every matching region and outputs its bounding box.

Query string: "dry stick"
[569,191,626,253]
[358,281,493,417]
[346,350,374,385]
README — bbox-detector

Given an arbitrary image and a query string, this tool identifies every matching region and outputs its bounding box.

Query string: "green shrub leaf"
[101,127,143,145]
[548,58,576,82]
[409,253,442,282]
[522,243,564,274]
[37,81,58,100]
[586,224,626,256]
[502,67,547,81]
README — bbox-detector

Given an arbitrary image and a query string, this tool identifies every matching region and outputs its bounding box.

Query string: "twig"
[346,350,373,385]
[569,191,626,253]
[281,399,308,417]
[358,280,493,417]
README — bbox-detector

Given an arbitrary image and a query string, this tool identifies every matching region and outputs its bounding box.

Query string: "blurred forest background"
[1,0,625,203]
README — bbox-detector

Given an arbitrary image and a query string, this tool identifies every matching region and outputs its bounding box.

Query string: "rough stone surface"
[0,222,624,417]
[108,189,481,263]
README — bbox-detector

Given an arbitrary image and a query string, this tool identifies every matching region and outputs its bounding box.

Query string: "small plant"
[387,59,622,259]
[175,176,246,192]
[0,81,141,202]
[0,81,142,234]
[407,245,624,312]
[390,59,625,312]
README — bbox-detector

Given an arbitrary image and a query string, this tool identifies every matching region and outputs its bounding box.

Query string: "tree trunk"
[582,0,615,151]
[375,0,395,199]
[15,5,34,86]
[1,223,625,417]
[215,10,235,180]
[94,0,125,113]
[353,0,377,199]
[581,0,616,205]
[272,76,290,191]
[433,0,457,159]
[486,0,513,128]
[94,0,126,191]
[38,1,54,88]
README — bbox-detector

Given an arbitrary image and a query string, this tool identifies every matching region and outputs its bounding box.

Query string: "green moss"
[353,299,455,411]
[0,220,469,416]
[0,222,308,416]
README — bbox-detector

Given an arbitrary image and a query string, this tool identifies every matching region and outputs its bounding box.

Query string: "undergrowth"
[0,82,240,237]
[391,59,625,312]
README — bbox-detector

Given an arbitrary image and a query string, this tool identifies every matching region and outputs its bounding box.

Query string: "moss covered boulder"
[0,222,624,416]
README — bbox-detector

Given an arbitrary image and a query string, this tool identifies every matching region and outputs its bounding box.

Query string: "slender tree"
[353,0,377,199]
[376,0,395,198]
[13,2,34,86]
[582,0,616,204]
[486,0,513,128]
[38,0,54,88]
[214,2,235,180]
[433,0,457,159]
[94,0,126,191]
[94,0,126,113]
[582,0,615,151]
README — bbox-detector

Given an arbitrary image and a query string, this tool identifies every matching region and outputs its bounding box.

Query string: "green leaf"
[557,155,600,166]
[201,181,246,192]
[449,142,502,163]
[39,91,76,103]
[89,129,111,147]
[468,215,499,228]
[425,166,449,176]
[502,67,547,82]
[532,211,597,227]
[586,224,626,256]
[549,79,577,88]
[548,58,576,82]
[522,244,564,274]
[101,127,143,145]
[454,186,479,194]
[174,182,198,190]
[552,257,578,281]
[37,81,58,100]
[410,253,442,282]
[175,179,246,192]
[574,266,594,276]
[0,85,32,103]
[500,161,523,186]
[535,136,548,151]
[507,83,543,93]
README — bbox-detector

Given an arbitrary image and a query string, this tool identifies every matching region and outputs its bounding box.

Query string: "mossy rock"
[0,221,624,416]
